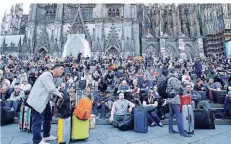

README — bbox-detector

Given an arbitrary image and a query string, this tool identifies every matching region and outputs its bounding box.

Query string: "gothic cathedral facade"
[1,4,231,59]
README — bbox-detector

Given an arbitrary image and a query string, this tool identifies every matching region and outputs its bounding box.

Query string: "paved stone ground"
[1,124,231,144]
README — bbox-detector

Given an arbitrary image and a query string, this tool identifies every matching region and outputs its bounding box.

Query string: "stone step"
[209,103,224,109]
[14,117,231,125]
[95,118,231,125]
[13,103,227,125]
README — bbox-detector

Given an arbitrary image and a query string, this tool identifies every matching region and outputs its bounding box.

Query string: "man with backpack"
[166,68,192,137]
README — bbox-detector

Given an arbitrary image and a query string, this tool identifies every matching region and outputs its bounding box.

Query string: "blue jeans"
[93,103,106,116]
[168,103,184,134]
[147,109,160,125]
[6,100,21,116]
[32,103,52,144]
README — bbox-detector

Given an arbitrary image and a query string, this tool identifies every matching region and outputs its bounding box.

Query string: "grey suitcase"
[182,105,194,134]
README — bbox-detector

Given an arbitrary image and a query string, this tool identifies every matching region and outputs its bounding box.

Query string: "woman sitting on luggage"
[143,89,163,127]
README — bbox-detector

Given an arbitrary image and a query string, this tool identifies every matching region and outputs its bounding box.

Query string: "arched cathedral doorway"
[106,47,120,58]
[62,34,91,58]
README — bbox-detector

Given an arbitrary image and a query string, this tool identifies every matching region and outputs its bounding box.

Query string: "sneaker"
[150,122,156,127]
[42,135,57,141]
[169,130,179,134]
[39,140,50,144]
[158,122,163,127]
[180,133,192,137]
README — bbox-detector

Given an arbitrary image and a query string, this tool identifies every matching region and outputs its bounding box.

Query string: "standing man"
[27,64,64,144]
[166,68,192,137]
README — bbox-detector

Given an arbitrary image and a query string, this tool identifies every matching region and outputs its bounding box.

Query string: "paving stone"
[1,124,231,144]
[88,132,108,141]
[191,142,205,144]
[129,141,151,144]
[72,139,103,144]
[147,135,187,144]
[10,135,33,144]
[197,134,231,144]
[99,136,128,144]
[171,131,209,143]
[118,127,169,143]
[1,136,13,144]
[196,125,231,136]
[90,125,116,134]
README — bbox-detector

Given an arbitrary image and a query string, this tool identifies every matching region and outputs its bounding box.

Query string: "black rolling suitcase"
[194,109,215,129]
[1,107,14,126]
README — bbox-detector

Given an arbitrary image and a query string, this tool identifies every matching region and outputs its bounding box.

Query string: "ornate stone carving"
[146,44,159,57]
[105,26,121,51]
[21,34,30,53]
[35,26,50,53]
[94,37,101,52]
[69,6,92,48]
[165,44,180,58]
[124,37,131,52]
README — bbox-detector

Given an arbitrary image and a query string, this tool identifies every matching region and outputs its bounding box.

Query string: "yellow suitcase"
[71,115,89,141]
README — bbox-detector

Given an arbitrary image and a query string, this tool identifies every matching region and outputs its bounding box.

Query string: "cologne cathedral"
[1,4,231,59]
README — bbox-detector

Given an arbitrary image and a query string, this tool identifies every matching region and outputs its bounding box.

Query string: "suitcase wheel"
[26,130,31,133]
[191,131,194,135]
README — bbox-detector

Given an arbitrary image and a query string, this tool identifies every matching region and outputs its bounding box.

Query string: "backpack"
[73,97,92,120]
[157,77,169,99]
[55,93,72,119]
[78,80,86,90]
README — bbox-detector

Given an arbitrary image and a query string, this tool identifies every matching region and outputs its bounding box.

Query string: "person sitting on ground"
[204,78,223,102]
[0,86,13,108]
[143,89,163,127]
[109,92,135,129]
[117,80,132,101]
[20,80,32,92]
[93,91,114,119]
[3,68,14,83]
[193,78,206,91]
[185,84,211,110]
[1,78,11,88]
[7,85,25,117]
[153,86,168,120]
[130,79,141,105]
[182,71,192,87]
[105,70,115,88]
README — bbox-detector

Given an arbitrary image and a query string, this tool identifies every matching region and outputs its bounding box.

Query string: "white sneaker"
[42,135,57,141]
[39,140,50,144]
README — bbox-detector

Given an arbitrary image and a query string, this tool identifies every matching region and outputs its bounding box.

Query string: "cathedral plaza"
[1,2,231,144]
[1,124,231,144]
